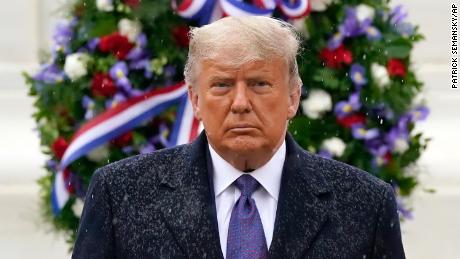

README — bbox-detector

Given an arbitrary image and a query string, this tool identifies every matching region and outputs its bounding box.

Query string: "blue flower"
[86,38,100,52]
[385,126,409,154]
[408,106,429,122]
[390,5,408,26]
[34,64,65,84]
[352,124,379,140]
[52,18,77,55]
[327,32,344,50]
[127,33,148,61]
[395,22,415,38]
[110,62,132,93]
[396,196,413,219]
[339,7,372,37]
[368,145,390,166]
[82,95,96,120]
[334,91,361,118]
[365,26,382,41]
[350,64,367,88]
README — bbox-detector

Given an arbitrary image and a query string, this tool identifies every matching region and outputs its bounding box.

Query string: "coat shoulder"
[298,150,396,234]
[91,143,192,191]
[299,149,391,199]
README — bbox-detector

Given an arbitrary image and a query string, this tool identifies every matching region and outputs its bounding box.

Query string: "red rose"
[172,25,190,48]
[111,131,133,147]
[387,59,406,77]
[91,73,117,97]
[99,32,134,60]
[336,113,366,128]
[52,136,69,160]
[320,44,353,69]
[124,0,141,8]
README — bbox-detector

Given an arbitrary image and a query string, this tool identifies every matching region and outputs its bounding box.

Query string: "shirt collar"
[208,140,286,201]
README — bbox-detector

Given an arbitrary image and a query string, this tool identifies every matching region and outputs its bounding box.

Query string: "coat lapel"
[157,131,224,259]
[157,131,332,259]
[268,133,333,258]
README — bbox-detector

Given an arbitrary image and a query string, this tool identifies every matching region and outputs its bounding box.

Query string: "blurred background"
[0,0,459,258]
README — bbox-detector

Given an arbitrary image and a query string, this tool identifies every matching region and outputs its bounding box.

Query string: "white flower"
[118,18,142,43]
[356,4,375,23]
[394,138,409,154]
[64,53,89,81]
[301,89,332,119]
[72,198,85,218]
[310,0,335,12]
[96,0,114,12]
[86,144,109,162]
[371,63,390,88]
[321,137,346,157]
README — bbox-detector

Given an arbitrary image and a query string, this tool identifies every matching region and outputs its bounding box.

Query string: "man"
[73,16,405,259]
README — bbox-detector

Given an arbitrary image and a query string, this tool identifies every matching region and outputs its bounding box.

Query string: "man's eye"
[253,81,270,87]
[213,82,230,88]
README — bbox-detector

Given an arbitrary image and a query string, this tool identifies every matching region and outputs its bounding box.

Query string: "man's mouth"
[228,124,258,133]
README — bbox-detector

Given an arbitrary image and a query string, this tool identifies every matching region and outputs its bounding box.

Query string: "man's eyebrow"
[246,75,271,80]
[207,75,234,82]
[207,75,271,82]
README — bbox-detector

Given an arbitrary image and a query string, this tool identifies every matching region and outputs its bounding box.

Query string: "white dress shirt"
[208,140,286,258]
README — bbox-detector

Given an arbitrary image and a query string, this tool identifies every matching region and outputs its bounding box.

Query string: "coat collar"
[157,131,332,258]
[268,131,333,258]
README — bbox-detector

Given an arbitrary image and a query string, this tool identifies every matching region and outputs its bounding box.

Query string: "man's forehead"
[201,57,284,73]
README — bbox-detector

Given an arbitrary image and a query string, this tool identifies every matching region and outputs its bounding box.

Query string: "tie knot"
[234,174,260,197]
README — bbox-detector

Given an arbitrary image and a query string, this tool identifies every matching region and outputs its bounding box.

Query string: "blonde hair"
[184,16,303,89]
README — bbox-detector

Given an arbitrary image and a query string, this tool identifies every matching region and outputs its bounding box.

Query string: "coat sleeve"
[72,168,115,259]
[372,183,406,259]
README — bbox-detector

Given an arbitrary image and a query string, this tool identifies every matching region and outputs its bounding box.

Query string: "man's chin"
[222,135,264,154]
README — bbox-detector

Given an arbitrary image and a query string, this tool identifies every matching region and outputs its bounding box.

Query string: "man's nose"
[230,82,252,114]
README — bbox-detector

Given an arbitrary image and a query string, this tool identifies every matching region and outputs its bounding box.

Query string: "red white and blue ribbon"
[277,0,310,19]
[52,82,197,215]
[173,0,310,25]
[169,93,202,146]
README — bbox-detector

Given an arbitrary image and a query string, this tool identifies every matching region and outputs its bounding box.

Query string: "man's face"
[189,56,300,160]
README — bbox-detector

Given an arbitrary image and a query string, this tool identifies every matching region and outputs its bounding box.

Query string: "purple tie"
[226,174,268,259]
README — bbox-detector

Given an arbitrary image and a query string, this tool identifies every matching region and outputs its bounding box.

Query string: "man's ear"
[188,84,202,121]
[287,85,301,120]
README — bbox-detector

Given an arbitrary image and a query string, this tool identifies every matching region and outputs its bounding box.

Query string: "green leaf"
[88,16,117,38]
[313,68,339,89]
[397,176,418,195]
[385,43,411,58]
